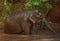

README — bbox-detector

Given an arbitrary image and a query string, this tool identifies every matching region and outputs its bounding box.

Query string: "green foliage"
[0,0,15,24]
[32,1,40,7]
[25,0,53,13]
[25,2,32,10]
[0,0,54,24]
[31,0,40,7]
[45,3,53,9]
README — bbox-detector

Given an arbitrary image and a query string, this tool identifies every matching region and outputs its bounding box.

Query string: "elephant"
[4,11,34,35]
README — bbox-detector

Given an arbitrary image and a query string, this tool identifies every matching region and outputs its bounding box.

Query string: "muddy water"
[0,34,60,41]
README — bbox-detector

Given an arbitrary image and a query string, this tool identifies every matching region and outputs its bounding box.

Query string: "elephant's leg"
[22,21,31,35]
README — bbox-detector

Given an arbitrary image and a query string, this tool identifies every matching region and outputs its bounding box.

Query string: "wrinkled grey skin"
[4,11,34,34]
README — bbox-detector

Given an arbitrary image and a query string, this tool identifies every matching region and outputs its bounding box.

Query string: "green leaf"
[45,3,53,9]
[32,1,40,6]
[25,2,32,10]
